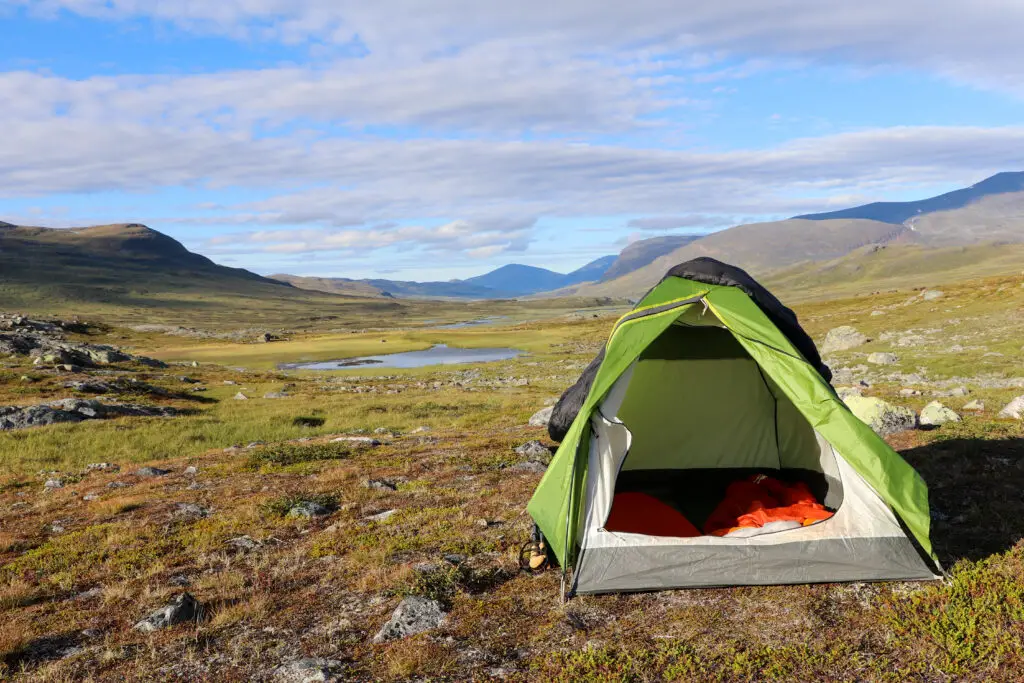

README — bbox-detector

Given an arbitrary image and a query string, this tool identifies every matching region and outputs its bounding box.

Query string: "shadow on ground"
[901,437,1024,565]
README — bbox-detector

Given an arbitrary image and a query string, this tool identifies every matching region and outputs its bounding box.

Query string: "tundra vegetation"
[1,272,1023,681]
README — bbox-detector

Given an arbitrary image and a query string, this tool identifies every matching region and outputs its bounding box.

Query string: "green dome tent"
[527,258,939,595]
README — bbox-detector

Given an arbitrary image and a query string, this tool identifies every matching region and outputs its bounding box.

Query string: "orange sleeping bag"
[605,491,701,537]
[704,474,833,536]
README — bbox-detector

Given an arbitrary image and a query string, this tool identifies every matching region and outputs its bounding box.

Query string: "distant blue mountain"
[795,171,1024,225]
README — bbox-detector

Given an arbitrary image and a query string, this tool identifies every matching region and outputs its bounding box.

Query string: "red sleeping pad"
[605,491,701,537]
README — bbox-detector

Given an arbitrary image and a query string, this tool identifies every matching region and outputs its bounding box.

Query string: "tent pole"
[560,445,578,605]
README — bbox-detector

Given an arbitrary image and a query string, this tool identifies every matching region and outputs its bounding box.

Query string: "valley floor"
[1,274,1023,681]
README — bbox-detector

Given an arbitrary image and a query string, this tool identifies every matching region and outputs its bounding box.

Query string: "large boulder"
[919,401,961,427]
[372,596,447,642]
[843,396,917,436]
[821,326,868,354]
[997,396,1024,420]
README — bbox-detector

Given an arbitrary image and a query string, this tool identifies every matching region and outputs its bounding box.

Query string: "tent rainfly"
[527,257,940,595]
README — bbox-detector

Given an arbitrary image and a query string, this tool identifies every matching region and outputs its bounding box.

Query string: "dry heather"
[0,273,1023,681]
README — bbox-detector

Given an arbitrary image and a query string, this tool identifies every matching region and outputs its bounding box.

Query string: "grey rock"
[133,593,201,632]
[528,406,554,427]
[919,401,961,428]
[363,478,397,492]
[173,503,210,520]
[183,466,199,476]
[85,462,118,473]
[514,440,552,463]
[287,501,332,519]
[836,386,863,400]
[274,657,344,683]
[372,596,447,642]
[409,426,431,434]
[899,388,922,397]
[921,290,945,301]
[233,392,249,400]
[997,396,1024,420]
[106,481,129,489]
[264,392,288,399]
[373,427,390,434]
[83,493,99,501]
[867,352,899,365]
[821,326,868,354]
[962,399,985,411]
[44,478,64,490]
[443,553,467,565]
[135,466,171,477]
[226,535,262,551]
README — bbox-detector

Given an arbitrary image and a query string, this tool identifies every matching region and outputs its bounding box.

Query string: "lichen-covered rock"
[274,657,345,682]
[843,396,917,436]
[372,596,447,642]
[867,352,899,365]
[921,290,945,301]
[919,401,961,427]
[514,440,553,463]
[997,396,1024,420]
[287,501,332,519]
[821,326,868,354]
[135,466,171,477]
[133,593,201,632]
[962,399,985,411]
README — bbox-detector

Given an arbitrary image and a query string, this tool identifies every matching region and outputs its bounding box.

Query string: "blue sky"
[2,1,1024,280]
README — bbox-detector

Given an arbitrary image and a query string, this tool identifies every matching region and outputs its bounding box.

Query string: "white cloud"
[627,215,736,230]
[15,1,1024,95]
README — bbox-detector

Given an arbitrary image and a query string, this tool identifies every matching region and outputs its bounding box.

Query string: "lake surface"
[283,344,523,370]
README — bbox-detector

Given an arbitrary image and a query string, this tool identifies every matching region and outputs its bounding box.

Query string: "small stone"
[962,399,985,411]
[233,392,249,400]
[410,426,431,434]
[919,401,961,428]
[135,466,171,477]
[476,518,490,528]
[372,596,447,642]
[899,388,922,397]
[364,509,397,523]
[50,522,66,533]
[274,657,344,683]
[528,406,554,427]
[106,481,129,489]
[867,352,899,365]
[263,392,288,399]
[191,361,199,367]
[373,427,390,434]
[287,501,332,519]
[183,466,199,476]
[514,440,552,462]
[443,553,466,565]
[168,575,191,587]
[949,386,970,397]
[921,290,944,301]
[223,380,237,385]
[173,503,210,520]
[85,462,118,473]
[83,493,99,501]
[821,326,868,353]
[362,478,397,491]
[997,396,1024,420]
[133,593,201,632]
[44,478,64,490]
[226,535,261,551]
[870,310,885,316]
